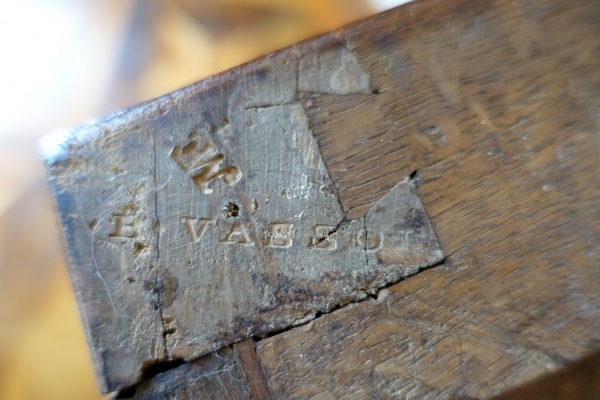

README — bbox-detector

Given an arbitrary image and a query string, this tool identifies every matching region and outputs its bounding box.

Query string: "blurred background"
[0,0,408,398]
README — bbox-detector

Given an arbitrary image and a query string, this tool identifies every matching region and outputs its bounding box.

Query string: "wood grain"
[256,0,600,398]
[44,0,600,397]
[45,2,443,393]
[115,346,248,399]
[234,339,273,400]
[496,349,600,400]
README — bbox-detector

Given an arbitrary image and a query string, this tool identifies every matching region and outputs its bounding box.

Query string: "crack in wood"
[46,26,445,394]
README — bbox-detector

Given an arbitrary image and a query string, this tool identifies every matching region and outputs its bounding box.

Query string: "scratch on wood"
[47,28,445,393]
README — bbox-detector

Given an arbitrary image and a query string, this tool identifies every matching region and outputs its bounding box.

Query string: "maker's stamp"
[266,222,293,248]
[356,228,382,251]
[47,59,444,394]
[308,224,337,250]
[108,213,136,239]
[181,217,215,242]
[220,220,253,245]
[170,140,242,194]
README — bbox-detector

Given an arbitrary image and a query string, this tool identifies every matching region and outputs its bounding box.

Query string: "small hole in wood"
[224,202,239,218]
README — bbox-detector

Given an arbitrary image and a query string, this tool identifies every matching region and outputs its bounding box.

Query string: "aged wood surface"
[45,84,442,392]
[255,0,600,398]
[233,339,273,400]
[115,347,248,399]
[45,1,444,393]
[496,349,600,400]
[44,0,600,397]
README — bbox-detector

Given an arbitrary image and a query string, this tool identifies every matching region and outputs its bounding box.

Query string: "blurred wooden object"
[497,349,600,400]
[0,1,375,399]
[45,0,600,398]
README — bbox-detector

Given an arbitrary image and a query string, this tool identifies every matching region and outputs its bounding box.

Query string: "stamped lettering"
[47,37,446,394]
[308,224,337,250]
[356,228,382,251]
[179,215,424,254]
[220,220,253,245]
[108,213,136,238]
[181,217,215,242]
[266,222,293,247]
[170,140,242,194]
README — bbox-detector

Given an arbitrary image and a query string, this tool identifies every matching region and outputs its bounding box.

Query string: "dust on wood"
[255,0,600,398]
[45,0,600,397]
[46,21,442,394]
[115,347,248,399]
